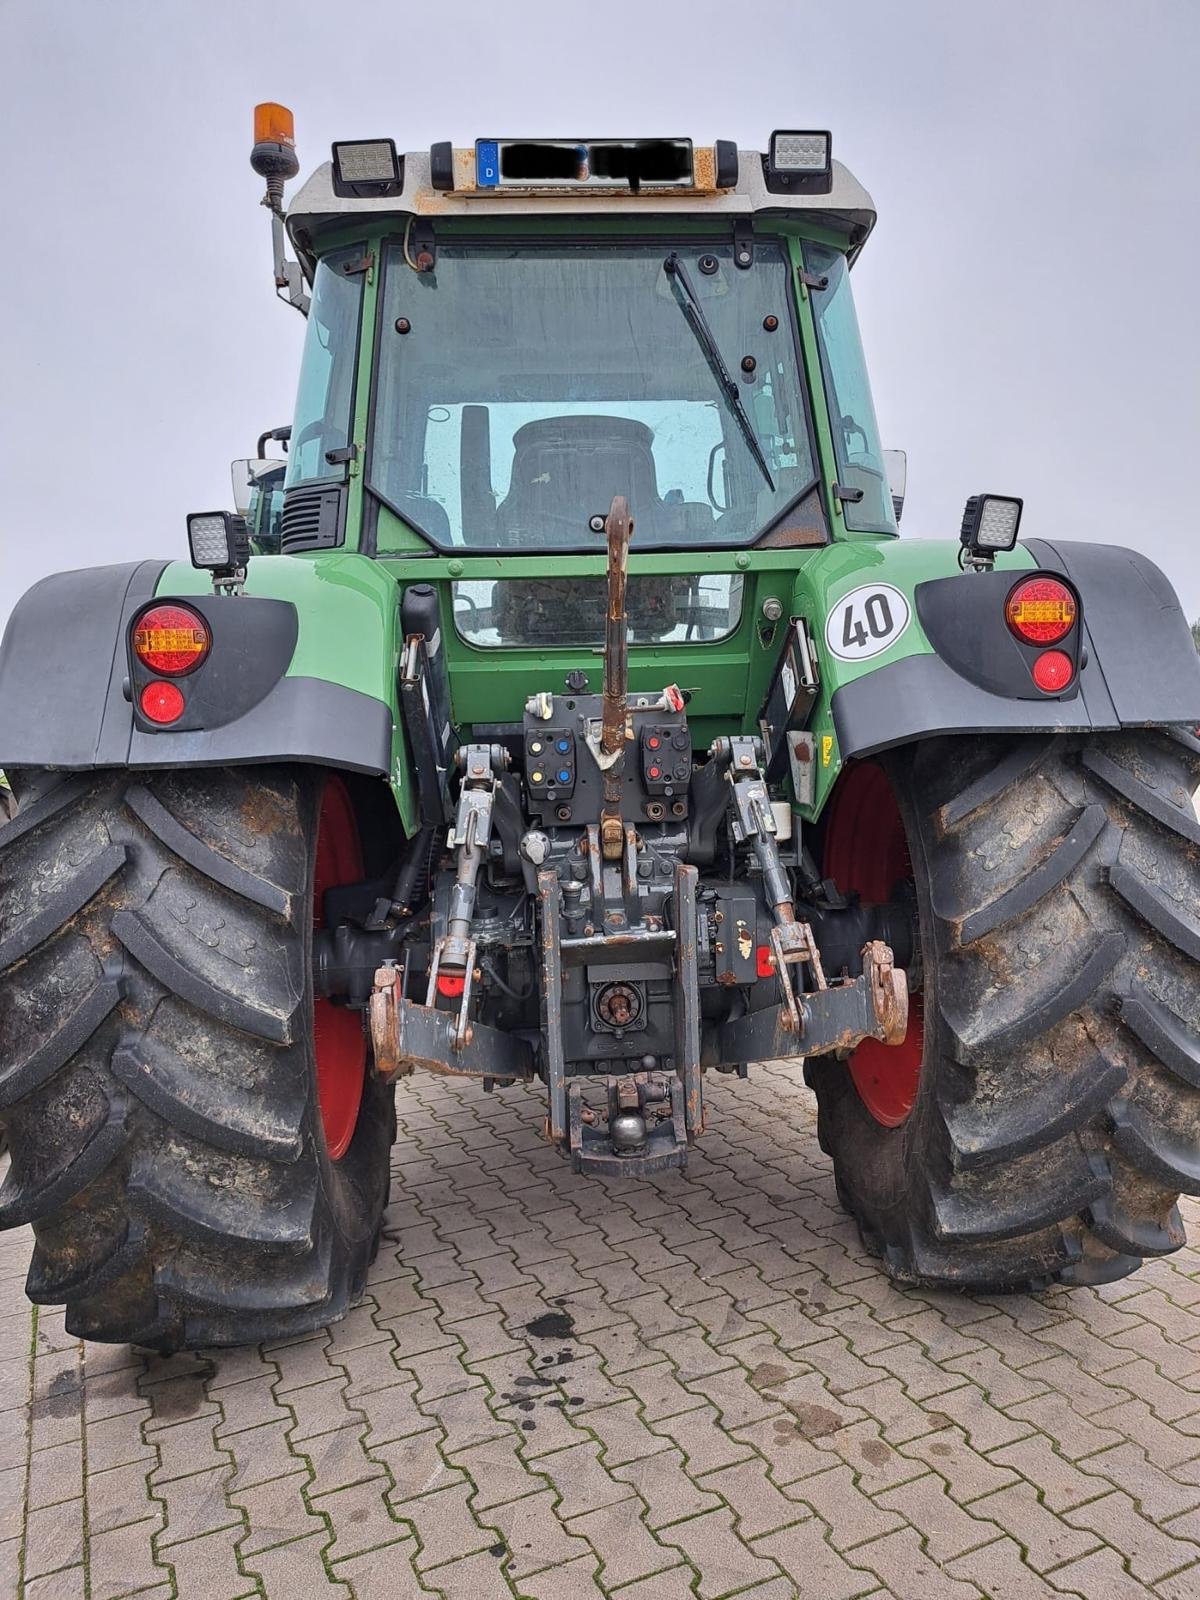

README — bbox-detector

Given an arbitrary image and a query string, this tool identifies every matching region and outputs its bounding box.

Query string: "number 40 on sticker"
[824,583,911,662]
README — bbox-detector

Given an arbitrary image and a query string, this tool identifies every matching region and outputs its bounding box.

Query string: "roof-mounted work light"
[765,130,832,194]
[959,494,1023,571]
[187,511,251,595]
[331,138,403,198]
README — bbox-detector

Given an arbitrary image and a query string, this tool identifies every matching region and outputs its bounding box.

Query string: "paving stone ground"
[5,1060,1200,1599]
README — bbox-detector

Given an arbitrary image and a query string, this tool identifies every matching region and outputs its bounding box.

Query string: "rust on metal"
[769,919,827,1035]
[599,814,624,859]
[717,927,908,1065]
[537,868,568,1143]
[862,939,909,1045]
[599,495,633,861]
[673,862,704,1138]
[369,962,534,1082]
[368,964,411,1079]
[600,495,631,756]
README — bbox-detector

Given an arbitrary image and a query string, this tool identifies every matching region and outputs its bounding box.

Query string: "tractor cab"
[270,136,899,580]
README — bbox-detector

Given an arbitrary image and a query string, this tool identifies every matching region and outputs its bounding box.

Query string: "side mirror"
[230,457,286,516]
[883,449,907,524]
[257,424,291,459]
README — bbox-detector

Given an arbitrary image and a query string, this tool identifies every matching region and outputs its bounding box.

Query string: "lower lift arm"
[714,735,908,1063]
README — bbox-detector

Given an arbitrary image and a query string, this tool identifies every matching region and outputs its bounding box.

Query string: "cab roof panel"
[285,148,876,270]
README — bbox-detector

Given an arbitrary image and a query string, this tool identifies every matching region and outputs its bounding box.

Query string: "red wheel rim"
[313,776,367,1160]
[823,762,924,1127]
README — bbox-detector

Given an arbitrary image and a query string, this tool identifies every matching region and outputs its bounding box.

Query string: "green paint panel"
[788,538,1037,815]
[376,550,815,738]
[158,553,401,701]
[156,553,419,834]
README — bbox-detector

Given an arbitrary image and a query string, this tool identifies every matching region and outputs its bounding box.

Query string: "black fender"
[830,541,1200,759]
[0,562,392,775]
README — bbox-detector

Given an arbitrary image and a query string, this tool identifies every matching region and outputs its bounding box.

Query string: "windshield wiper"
[663,253,774,492]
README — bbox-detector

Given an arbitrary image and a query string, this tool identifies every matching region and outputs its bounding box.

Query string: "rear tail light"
[132,604,211,675]
[756,945,775,979]
[1031,650,1075,694]
[1005,577,1077,645]
[436,973,466,998]
[139,681,186,724]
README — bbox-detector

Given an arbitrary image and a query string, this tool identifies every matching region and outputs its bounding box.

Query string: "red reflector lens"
[756,945,775,979]
[436,973,466,998]
[1005,577,1077,645]
[1031,650,1074,693]
[132,604,211,675]
[139,680,186,724]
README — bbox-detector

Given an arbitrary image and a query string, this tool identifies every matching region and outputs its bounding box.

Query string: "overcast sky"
[1,0,1197,626]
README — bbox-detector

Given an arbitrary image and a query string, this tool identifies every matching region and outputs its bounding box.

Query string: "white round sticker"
[825,583,911,662]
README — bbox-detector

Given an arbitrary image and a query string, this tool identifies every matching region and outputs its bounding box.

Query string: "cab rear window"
[452,575,744,648]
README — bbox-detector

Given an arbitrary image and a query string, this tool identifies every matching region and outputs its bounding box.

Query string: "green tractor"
[1,110,1197,1351]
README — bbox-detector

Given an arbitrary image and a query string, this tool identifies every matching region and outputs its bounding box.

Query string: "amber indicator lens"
[1005,576,1077,646]
[132,604,211,676]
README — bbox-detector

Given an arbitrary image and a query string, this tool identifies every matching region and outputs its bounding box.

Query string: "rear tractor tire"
[0,765,393,1349]
[808,728,1200,1292]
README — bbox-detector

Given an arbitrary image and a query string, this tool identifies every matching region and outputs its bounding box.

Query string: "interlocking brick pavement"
[5,1061,1200,1598]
